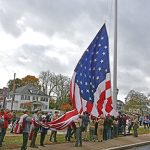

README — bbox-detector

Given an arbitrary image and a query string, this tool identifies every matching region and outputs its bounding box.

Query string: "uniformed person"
[74,115,82,147]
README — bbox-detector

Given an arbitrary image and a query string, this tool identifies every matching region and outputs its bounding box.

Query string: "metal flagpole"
[113,0,118,110]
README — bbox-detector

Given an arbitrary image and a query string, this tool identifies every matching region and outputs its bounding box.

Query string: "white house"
[5,84,50,111]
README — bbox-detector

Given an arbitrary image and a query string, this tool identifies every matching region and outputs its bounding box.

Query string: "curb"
[104,141,150,150]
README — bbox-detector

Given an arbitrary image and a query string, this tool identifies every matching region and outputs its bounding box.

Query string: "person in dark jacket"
[20,110,32,150]
[40,115,48,146]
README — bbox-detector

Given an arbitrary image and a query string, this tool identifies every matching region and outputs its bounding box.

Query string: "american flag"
[48,24,115,130]
[70,24,113,117]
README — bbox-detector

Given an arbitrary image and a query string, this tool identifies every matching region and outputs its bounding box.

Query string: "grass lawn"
[2,133,67,149]
[2,126,150,149]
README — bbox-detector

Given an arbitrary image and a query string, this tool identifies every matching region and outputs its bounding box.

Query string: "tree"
[39,71,56,95]
[7,78,23,91]
[39,71,70,100]
[125,90,148,114]
[22,75,39,87]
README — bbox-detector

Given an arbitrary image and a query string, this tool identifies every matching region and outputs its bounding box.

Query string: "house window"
[21,95,24,100]
[40,97,43,101]
[28,96,30,100]
[32,96,35,100]
[25,95,27,100]
[46,98,48,102]
[36,97,38,101]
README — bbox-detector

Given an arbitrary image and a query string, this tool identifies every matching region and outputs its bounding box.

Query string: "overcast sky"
[0,0,150,101]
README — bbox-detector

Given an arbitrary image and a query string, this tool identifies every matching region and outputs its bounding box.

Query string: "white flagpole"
[113,0,118,110]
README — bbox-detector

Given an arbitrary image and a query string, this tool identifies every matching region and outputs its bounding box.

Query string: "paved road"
[127,145,150,150]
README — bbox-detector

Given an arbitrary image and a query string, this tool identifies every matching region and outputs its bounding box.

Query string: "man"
[0,109,12,147]
[40,114,48,146]
[49,111,59,142]
[30,110,40,148]
[20,110,32,150]
[74,115,82,147]
[82,112,89,141]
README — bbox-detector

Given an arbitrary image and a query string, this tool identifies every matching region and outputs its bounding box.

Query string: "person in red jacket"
[0,109,12,147]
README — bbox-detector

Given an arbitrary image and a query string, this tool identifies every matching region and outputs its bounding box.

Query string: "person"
[40,114,48,146]
[133,115,139,137]
[89,116,96,141]
[65,124,72,142]
[105,114,113,140]
[10,111,17,133]
[20,110,32,150]
[49,111,59,142]
[74,115,82,147]
[0,109,12,147]
[97,114,104,142]
[82,112,90,141]
[30,110,40,148]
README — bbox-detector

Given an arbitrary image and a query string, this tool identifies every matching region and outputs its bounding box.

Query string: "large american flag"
[49,24,115,130]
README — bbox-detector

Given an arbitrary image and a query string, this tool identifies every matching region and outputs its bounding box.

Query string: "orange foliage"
[60,103,72,111]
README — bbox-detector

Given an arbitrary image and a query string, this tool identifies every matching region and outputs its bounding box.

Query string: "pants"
[113,125,118,137]
[40,132,46,146]
[97,126,103,141]
[50,130,57,142]
[122,125,126,135]
[89,127,95,141]
[106,127,111,140]
[30,128,39,147]
[21,132,28,150]
[75,127,82,147]
[65,127,72,141]
[0,128,6,146]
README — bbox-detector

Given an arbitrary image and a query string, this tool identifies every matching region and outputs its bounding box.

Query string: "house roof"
[9,84,49,97]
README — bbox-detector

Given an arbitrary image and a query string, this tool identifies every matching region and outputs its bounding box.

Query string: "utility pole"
[113,0,118,110]
[2,87,7,109]
[11,73,16,110]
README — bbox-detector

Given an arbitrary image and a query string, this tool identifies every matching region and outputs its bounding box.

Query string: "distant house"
[117,100,125,113]
[6,84,50,111]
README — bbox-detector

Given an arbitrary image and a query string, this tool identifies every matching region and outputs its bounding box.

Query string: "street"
[127,145,150,150]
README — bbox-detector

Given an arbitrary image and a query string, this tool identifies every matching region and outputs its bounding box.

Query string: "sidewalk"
[6,134,150,150]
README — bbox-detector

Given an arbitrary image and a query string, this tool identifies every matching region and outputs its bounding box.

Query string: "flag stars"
[96,76,99,80]
[96,51,99,54]
[93,67,95,71]
[80,81,82,85]
[84,66,87,70]
[84,74,87,77]
[105,69,108,72]
[94,59,97,62]
[98,43,101,47]
[86,49,89,52]
[85,82,88,85]
[80,73,82,76]
[81,90,83,94]
[80,64,83,67]
[104,45,108,49]
[86,89,89,93]
[100,59,104,63]
[85,58,88,61]
[101,37,104,40]
[102,52,106,55]
[98,67,101,71]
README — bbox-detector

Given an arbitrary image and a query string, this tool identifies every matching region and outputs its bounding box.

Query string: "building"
[5,84,50,111]
[117,100,125,113]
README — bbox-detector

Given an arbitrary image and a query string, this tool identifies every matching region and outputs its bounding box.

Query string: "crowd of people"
[0,109,142,150]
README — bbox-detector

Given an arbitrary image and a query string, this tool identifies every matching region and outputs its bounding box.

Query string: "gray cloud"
[0,0,150,100]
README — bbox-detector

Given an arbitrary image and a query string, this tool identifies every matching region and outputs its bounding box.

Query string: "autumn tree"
[22,75,40,87]
[7,75,40,91]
